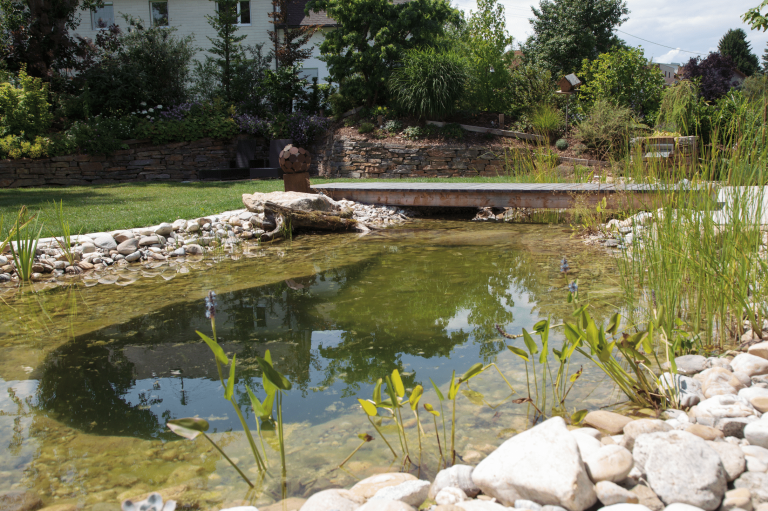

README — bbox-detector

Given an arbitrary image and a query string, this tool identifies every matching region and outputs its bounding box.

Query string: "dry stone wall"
[0,136,267,188]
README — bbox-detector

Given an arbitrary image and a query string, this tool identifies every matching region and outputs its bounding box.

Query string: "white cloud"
[453,0,767,64]
[656,49,682,64]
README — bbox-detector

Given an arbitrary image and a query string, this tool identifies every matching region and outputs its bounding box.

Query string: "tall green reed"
[10,206,42,282]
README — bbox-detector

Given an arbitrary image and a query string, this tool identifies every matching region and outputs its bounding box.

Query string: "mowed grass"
[0,176,520,238]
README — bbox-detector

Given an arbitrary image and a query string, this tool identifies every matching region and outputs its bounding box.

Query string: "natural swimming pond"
[0,220,626,509]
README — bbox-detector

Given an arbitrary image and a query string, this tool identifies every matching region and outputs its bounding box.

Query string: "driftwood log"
[259,201,368,242]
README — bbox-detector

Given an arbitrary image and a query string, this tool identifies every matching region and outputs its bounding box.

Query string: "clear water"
[0,220,624,509]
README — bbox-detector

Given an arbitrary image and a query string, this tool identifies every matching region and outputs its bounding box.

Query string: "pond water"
[0,220,625,510]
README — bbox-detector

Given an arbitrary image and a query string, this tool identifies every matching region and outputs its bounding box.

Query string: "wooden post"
[498,114,504,129]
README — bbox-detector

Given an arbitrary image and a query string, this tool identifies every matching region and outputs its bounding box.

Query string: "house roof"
[286,0,411,27]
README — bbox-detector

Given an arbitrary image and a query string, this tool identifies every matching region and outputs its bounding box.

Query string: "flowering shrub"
[235,112,331,147]
[135,100,238,144]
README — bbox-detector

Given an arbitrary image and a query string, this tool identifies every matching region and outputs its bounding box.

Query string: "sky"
[453,0,768,65]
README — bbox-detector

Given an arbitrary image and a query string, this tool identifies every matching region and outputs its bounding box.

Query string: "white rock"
[455,501,510,511]
[575,428,603,440]
[742,445,768,466]
[81,242,96,254]
[300,489,364,511]
[663,505,705,511]
[124,251,141,262]
[515,500,542,511]
[621,420,672,451]
[598,505,651,511]
[435,488,469,506]
[745,422,768,449]
[721,488,752,511]
[172,219,187,231]
[471,417,597,511]
[706,441,746,481]
[658,373,704,408]
[184,244,203,255]
[746,456,768,472]
[595,481,638,506]
[356,502,415,511]
[220,507,258,511]
[430,465,480,499]
[695,368,746,398]
[671,355,708,375]
[186,221,200,233]
[351,474,417,500]
[740,387,768,402]
[155,223,173,236]
[690,395,756,420]
[749,342,768,361]
[370,480,430,507]
[93,235,117,251]
[732,354,768,377]
[706,358,734,372]
[572,431,603,459]
[585,445,634,483]
[632,431,726,510]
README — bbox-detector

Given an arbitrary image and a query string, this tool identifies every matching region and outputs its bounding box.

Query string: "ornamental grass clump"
[388,47,469,120]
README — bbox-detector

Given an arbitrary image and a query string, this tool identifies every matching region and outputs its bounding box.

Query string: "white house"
[74,0,333,82]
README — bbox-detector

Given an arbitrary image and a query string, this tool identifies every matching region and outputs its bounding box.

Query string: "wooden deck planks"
[312,182,712,209]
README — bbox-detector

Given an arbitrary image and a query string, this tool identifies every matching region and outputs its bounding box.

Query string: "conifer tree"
[718,28,759,76]
[205,0,246,101]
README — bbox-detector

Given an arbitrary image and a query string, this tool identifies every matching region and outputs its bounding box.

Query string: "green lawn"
[0,177,519,237]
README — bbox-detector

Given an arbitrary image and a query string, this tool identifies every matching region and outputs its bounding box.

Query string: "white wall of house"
[73,0,331,82]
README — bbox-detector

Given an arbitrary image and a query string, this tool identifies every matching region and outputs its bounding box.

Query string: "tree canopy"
[523,0,629,76]
[718,28,759,76]
[680,53,738,102]
[304,0,460,106]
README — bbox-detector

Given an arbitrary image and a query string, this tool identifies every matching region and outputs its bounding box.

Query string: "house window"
[150,1,169,27]
[301,68,319,82]
[91,3,114,30]
[216,1,251,25]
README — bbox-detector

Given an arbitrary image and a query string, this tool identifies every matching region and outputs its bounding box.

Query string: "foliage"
[656,80,710,138]
[59,115,135,155]
[524,0,630,76]
[507,62,554,117]
[460,0,515,112]
[0,135,52,159]
[80,18,196,117]
[136,101,238,145]
[578,47,664,119]
[305,0,461,106]
[679,53,738,102]
[388,47,468,119]
[203,0,247,103]
[235,112,331,146]
[358,122,375,134]
[9,206,42,282]
[262,65,310,114]
[0,67,53,138]
[383,119,403,133]
[555,138,568,150]
[742,1,768,32]
[401,124,440,140]
[573,98,638,158]
[531,105,563,141]
[441,123,464,139]
[718,28,760,76]
[269,0,319,69]
[742,74,768,102]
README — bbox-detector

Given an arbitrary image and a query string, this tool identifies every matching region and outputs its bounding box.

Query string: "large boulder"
[429,465,480,499]
[471,417,597,511]
[242,191,339,213]
[689,395,756,421]
[632,431,726,511]
[731,354,768,377]
[706,441,745,482]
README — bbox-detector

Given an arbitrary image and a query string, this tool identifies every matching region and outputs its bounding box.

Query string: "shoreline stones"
[0,192,412,287]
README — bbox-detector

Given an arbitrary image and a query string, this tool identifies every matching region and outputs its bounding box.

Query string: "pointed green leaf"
[533,319,548,333]
[168,417,209,433]
[461,362,484,382]
[167,420,207,440]
[359,399,378,417]
[246,386,267,416]
[261,390,275,417]
[461,388,485,406]
[607,312,621,336]
[448,370,458,400]
[424,403,440,416]
[522,328,538,355]
[429,377,444,402]
[224,355,237,400]
[507,345,530,361]
[571,409,588,424]
[197,331,229,365]
[391,369,405,397]
[409,385,423,410]
[539,330,549,364]
[256,354,292,391]
[373,378,383,404]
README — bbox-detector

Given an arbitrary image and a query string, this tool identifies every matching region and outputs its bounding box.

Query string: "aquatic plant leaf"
[225,355,236,400]
[461,363,484,382]
[256,352,292,391]
[373,378,383,405]
[246,386,268,417]
[409,385,423,410]
[607,312,621,336]
[167,418,209,439]
[461,388,485,406]
[507,345,529,361]
[391,369,405,397]
[424,403,440,416]
[261,390,275,418]
[569,367,583,382]
[571,409,588,424]
[197,331,229,365]
[358,433,374,442]
[522,328,538,355]
[533,319,548,333]
[539,319,550,364]
[448,370,458,400]
[359,399,378,416]
[429,377,444,402]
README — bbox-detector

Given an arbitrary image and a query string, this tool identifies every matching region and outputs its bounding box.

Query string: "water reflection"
[28,223,620,441]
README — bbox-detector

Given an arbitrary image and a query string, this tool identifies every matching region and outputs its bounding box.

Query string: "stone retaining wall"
[0,136,267,188]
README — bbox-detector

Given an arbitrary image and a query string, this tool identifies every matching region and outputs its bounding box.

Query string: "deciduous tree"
[680,53,738,102]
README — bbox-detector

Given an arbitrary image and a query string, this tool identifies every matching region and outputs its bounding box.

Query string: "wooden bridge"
[311,182,713,209]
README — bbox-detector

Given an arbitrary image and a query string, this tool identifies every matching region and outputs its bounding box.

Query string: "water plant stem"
[203,432,254,487]
[367,416,397,458]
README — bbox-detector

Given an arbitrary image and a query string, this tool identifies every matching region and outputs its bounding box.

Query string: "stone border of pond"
[204,352,768,511]
[0,192,412,287]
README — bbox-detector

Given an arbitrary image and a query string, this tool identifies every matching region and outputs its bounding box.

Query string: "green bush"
[343,117,356,127]
[0,67,53,139]
[656,80,710,138]
[329,93,355,119]
[388,47,468,119]
[383,119,403,133]
[441,123,464,139]
[0,135,52,159]
[555,138,568,150]
[507,62,554,117]
[402,126,425,140]
[358,122,375,134]
[574,99,639,159]
[135,100,238,144]
[531,105,563,140]
[61,116,136,155]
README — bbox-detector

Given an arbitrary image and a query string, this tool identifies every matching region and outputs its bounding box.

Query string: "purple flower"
[205,291,217,319]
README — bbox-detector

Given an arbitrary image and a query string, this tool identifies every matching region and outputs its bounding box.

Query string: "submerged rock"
[0,491,43,511]
[471,417,596,511]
